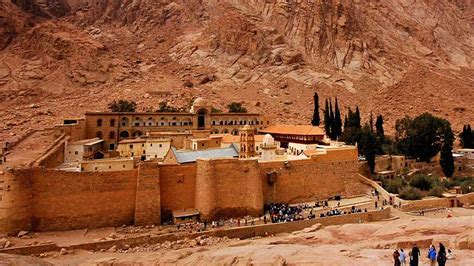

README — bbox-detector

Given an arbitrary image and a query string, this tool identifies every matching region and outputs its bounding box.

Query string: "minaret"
[239,125,256,158]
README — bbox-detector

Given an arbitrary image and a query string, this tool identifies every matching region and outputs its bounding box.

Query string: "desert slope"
[0,0,472,142]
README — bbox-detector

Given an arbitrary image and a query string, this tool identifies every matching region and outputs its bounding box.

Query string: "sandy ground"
[1,207,472,265]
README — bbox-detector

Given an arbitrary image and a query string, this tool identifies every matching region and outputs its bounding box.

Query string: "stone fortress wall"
[0,148,368,235]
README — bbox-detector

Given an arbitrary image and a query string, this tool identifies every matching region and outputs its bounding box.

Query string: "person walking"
[437,243,447,266]
[393,249,401,266]
[428,245,437,266]
[411,244,420,266]
[399,248,406,266]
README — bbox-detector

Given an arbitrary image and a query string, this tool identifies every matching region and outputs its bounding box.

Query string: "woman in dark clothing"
[393,249,401,266]
[411,244,420,266]
[437,243,447,266]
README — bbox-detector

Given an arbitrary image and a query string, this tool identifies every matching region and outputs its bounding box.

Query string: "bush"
[386,177,405,194]
[399,187,424,200]
[460,178,474,194]
[108,100,137,112]
[227,102,247,113]
[410,174,440,191]
[428,185,444,197]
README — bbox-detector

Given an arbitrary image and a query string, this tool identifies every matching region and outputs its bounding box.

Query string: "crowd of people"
[393,243,452,266]
[319,205,367,218]
[267,203,305,223]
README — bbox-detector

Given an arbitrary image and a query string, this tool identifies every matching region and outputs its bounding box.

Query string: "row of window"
[96,118,267,127]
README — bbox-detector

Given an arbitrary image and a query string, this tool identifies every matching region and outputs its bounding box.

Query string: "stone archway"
[197,109,207,129]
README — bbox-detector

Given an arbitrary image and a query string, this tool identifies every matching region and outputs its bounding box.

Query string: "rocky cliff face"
[0,0,472,142]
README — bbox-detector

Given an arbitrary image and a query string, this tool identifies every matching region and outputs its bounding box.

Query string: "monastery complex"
[0,98,472,236]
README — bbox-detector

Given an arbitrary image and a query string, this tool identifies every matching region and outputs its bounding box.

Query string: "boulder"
[59,248,68,255]
[17,231,29,238]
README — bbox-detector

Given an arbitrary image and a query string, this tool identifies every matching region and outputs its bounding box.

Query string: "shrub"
[410,174,440,191]
[399,187,424,200]
[460,178,474,194]
[227,102,247,113]
[386,177,405,194]
[428,185,444,197]
[108,100,137,112]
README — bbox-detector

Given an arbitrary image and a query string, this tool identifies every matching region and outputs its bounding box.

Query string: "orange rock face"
[0,0,472,142]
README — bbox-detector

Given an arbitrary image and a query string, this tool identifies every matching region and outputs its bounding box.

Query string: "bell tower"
[239,125,256,158]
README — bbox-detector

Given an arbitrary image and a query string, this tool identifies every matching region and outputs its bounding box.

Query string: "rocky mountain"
[0,0,472,142]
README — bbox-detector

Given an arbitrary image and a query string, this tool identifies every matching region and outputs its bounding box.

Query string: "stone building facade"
[78,98,270,151]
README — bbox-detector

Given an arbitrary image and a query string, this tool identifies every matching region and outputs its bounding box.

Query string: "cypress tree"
[329,99,335,139]
[344,115,348,130]
[355,106,361,129]
[440,141,454,177]
[324,99,331,136]
[360,123,377,174]
[311,92,320,126]
[334,97,342,139]
[375,114,384,137]
[468,125,473,148]
[369,111,374,132]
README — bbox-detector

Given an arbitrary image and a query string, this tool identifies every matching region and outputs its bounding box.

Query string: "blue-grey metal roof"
[172,146,239,164]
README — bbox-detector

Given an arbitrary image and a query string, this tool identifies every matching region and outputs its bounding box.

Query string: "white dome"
[263,134,275,146]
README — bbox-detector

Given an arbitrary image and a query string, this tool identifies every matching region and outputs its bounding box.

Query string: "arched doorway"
[197,109,207,129]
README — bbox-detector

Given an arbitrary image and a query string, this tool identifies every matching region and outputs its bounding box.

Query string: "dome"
[241,125,254,131]
[263,134,275,146]
[193,97,208,106]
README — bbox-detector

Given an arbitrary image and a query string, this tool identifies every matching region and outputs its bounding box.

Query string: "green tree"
[359,123,377,174]
[460,124,473,148]
[354,106,361,129]
[227,102,247,113]
[333,98,342,139]
[375,114,384,137]
[108,100,137,112]
[311,92,320,126]
[440,138,454,177]
[394,113,453,162]
[329,99,335,139]
[324,99,331,136]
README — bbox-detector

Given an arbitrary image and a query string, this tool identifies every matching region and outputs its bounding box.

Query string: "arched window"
[120,131,129,139]
[109,131,116,140]
[97,119,103,127]
[110,119,116,127]
[96,131,103,139]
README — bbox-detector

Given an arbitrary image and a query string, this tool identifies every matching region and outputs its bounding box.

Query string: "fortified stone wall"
[0,169,33,235]
[0,167,138,234]
[260,149,367,204]
[195,158,263,220]
[135,163,161,225]
[159,163,197,221]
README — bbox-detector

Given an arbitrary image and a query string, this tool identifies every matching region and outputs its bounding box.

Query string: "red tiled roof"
[259,125,325,136]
